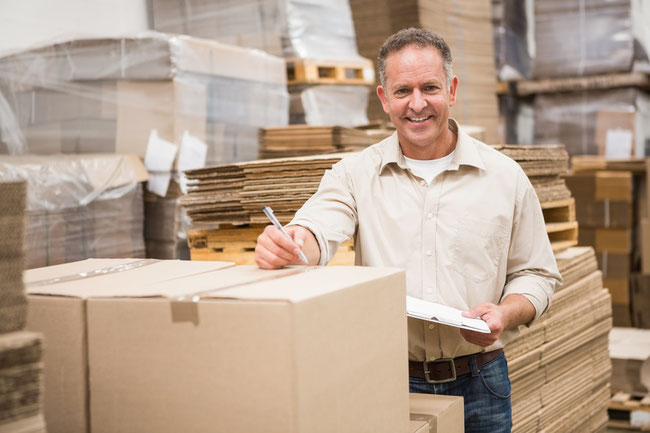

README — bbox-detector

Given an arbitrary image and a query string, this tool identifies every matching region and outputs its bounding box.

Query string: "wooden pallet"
[608,392,650,431]
[286,57,375,85]
[497,72,650,96]
[541,198,578,252]
[187,225,355,266]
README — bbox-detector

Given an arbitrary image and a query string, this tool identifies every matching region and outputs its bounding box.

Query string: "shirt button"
[426,287,433,294]
[425,250,432,256]
[427,213,433,219]
[428,324,435,330]
[420,180,426,186]
[430,356,436,361]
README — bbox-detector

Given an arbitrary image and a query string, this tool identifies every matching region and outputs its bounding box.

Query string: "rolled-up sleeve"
[288,158,358,266]
[502,170,563,324]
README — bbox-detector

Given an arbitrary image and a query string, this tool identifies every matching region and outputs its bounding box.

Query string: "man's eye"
[395,88,409,95]
[424,86,438,92]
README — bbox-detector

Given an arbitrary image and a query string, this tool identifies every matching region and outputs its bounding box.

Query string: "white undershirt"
[403,150,456,184]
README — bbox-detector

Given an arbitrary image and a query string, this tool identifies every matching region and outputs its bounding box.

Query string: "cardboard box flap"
[82,154,149,190]
[25,259,234,298]
[200,265,405,302]
[609,327,650,360]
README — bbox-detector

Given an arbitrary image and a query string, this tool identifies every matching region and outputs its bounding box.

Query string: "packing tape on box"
[170,266,317,325]
[601,251,608,278]
[604,199,610,228]
[26,259,159,288]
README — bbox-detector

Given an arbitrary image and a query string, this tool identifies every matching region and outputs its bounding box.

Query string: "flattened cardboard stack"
[0,154,148,269]
[25,258,409,433]
[259,125,393,158]
[533,0,650,79]
[492,144,577,252]
[181,153,346,225]
[505,247,612,433]
[0,181,46,432]
[0,33,288,165]
[349,0,501,143]
[608,327,650,396]
[143,180,190,260]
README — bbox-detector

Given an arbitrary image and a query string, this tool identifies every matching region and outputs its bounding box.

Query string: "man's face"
[377,45,458,158]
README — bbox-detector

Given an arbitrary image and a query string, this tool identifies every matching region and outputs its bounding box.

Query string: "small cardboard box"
[409,393,464,433]
[26,260,409,433]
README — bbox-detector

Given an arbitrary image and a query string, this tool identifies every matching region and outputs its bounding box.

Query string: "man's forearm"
[499,294,536,330]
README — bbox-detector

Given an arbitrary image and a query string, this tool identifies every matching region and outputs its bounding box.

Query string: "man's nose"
[408,89,427,113]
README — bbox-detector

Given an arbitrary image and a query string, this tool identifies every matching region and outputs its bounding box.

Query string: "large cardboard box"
[409,393,464,433]
[26,259,409,433]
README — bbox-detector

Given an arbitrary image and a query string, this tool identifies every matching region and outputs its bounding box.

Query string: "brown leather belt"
[409,349,504,384]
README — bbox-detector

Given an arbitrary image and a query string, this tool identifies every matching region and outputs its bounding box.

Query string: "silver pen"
[262,206,309,265]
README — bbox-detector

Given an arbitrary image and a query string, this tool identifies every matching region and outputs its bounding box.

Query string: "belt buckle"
[423,358,456,384]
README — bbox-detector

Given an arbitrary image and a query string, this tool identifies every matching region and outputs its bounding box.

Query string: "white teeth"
[408,116,430,123]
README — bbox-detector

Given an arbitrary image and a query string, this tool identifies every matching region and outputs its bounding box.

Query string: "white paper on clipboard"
[406,296,491,334]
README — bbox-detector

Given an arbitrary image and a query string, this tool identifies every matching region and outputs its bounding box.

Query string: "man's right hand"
[255,225,319,269]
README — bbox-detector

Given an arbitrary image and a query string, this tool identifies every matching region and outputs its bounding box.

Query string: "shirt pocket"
[450,216,509,283]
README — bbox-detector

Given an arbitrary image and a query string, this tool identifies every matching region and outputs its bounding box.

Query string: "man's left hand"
[459,303,505,347]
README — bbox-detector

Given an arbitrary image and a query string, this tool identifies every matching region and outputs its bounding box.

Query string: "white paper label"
[144,130,178,172]
[605,128,633,158]
[177,131,208,172]
[147,172,172,197]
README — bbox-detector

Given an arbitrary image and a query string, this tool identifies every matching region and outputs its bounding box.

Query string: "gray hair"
[377,28,454,90]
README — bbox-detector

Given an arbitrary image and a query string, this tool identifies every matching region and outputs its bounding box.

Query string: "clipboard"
[406,296,491,334]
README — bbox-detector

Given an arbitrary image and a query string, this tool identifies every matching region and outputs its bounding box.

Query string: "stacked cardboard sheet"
[608,327,650,396]
[143,179,190,260]
[0,182,46,432]
[349,0,501,143]
[26,258,409,433]
[505,246,612,433]
[259,125,393,158]
[150,0,361,60]
[0,33,288,166]
[533,0,650,79]
[0,181,28,333]
[0,154,148,269]
[533,88,650,157]
[181,154,346,225]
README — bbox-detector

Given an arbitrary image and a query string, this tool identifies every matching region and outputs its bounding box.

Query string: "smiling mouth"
[406,115,432,124]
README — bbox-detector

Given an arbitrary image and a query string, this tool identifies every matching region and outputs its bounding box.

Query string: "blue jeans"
[409,352,512,433]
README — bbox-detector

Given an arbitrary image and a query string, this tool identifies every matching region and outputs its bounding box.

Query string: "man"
[255,28,561,432]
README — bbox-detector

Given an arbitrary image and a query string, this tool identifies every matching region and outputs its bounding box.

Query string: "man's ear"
[448,76,459,107]
[377,86,390,114]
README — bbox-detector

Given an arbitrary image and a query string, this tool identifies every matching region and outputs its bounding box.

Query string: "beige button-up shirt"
[290,120,562,361]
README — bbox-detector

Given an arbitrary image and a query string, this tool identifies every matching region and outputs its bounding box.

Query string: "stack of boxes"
[0,154,148,269]
[0,181,46,432]
[565,169,636,326]
[349,0,501,142]
[149,0,373,127]
[0,33,289,260]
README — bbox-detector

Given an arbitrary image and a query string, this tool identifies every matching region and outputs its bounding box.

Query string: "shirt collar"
[378,118,486,174]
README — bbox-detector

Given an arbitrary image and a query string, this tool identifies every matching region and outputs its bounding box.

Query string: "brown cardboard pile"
[349,0,501,143]
[505,247,612,433]
[491,144,571,203]
[143,179,190,260]
[608,327,650,395]
[260,125,393,158]
[0,181,46,432]
[26,258,409,433]
[0,154,148,269]
[181,153,345,225]
[567,156,650,327]
[565,170,634,326]
[533,0,650,79]
[0,33,288,166]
